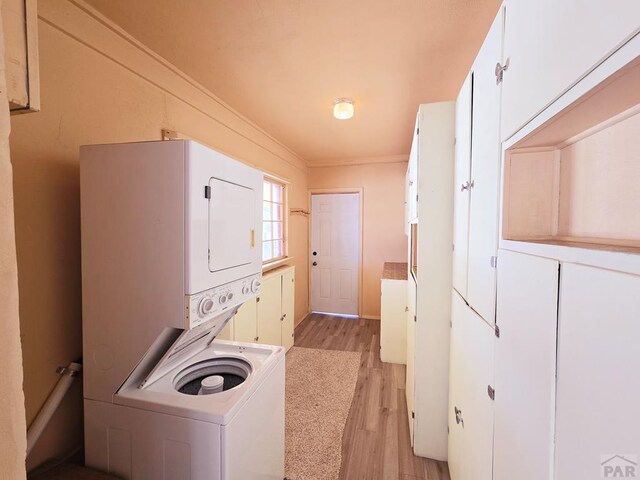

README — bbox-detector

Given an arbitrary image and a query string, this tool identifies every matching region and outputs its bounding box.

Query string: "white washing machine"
[80,140,284,479]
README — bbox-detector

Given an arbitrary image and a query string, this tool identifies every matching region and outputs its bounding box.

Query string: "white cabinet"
[466,7,503,324]
[405,102,455,460]
[257,274,283,346]
[494,250,558,480]
[232,297,257,343]
[452,72,472,298]
[223,266,295,351]
[555,264,640,479]
[406,274,416,445]
[448,291,494,480]
[501,0,640,140]
[491,254,640,480]
[453,7,503,325]
[407,121,419,223]
[380,275,407,365]
[281,268,295,351]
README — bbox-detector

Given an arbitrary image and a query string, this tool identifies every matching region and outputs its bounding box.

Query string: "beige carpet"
[285,346,361,480]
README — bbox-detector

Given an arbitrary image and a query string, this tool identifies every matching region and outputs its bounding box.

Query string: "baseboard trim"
[295,312,311,327]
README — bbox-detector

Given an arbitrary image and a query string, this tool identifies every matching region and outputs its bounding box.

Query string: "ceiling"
[85,0,501,165]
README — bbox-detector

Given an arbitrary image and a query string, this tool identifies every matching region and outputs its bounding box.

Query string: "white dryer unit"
[80,140,284,479]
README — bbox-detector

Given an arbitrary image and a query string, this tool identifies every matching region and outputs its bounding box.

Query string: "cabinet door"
[408,118,419,222]
[556,264,640,479]
[404,167,410,236]
[494,250,558,480]
[449,291,495,480]
[502,0,640,140]
[281,269,295,351]
[405,276,417,445]
[256,274,282,346]
[380,280,407,365]
[233,297,257,343]
[467,8,503,325]
[452,72,473,298]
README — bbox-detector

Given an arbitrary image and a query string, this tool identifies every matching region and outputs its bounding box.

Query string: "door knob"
[312,261,318,266]
[313,251,317,256]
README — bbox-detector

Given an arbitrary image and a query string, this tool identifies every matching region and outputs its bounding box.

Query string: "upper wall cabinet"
[407,119,419,224]
[501,0,640,140]
[453,7,503,325]
[452,72,472,299]
[2,0,40,113]
[466,7,503,324]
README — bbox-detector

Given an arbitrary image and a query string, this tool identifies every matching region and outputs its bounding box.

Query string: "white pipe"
[26,362,82,457]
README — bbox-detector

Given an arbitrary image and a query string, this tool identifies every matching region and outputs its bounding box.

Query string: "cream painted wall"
[0,7,27,478]
[308,160,408,319]
[10,0,309,469]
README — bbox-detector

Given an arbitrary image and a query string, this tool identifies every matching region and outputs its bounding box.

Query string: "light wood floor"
[295,313,451,480]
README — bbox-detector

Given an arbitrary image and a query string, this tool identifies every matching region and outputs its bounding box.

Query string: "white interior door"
[310,193,360,315]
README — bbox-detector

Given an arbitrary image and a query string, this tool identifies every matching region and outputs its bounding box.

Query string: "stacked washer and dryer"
[80,140,285,479]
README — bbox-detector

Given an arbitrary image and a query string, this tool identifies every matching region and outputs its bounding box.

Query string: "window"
[263,177,287,263]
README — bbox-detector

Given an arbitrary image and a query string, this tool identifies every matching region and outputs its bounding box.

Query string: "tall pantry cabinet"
[405,102,455,461]
[452,7,503,325]
[448,7,503,480]
[448,0,640,479]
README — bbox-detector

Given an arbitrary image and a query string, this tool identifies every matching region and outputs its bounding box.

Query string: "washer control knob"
[198,298,214,316]
[251,279,261,293]
[219,295,227,304]
[242,286,249,294]
[227,292,234,300]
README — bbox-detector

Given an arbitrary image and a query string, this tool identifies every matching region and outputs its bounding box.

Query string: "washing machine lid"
[138,309,235,389]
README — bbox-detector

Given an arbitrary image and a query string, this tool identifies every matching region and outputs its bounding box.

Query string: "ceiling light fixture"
[333,98,354,120]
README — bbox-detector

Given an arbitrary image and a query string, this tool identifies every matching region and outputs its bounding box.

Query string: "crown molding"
[308,154,409,168]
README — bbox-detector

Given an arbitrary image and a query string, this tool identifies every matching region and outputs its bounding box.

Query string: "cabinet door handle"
[461,179,475,192]
[312,261,318,266]
[495,58,510,85]
[454,406,464,427]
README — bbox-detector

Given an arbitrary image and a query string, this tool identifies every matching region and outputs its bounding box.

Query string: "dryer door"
[208,177,256,272]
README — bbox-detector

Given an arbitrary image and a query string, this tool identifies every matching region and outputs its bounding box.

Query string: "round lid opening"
[174,357,252,396]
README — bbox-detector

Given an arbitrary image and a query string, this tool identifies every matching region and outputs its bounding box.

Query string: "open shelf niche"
[502,56,640,254]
